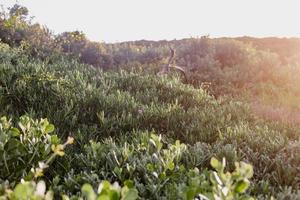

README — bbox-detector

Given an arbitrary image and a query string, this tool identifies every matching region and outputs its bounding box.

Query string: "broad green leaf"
[121,188,138,200]
[185,188,197,200]
[13,182,34,200]
[108,189,120,200]
[167,162,175,171]
[210,157,220,170]
[82,184,96,200]
[235,180,249,193]
[124,180,134,189]
[97,194,110,200]
[45,124,55,134]
[50,135,60,145]
[10,127,20,137]
[45,190,54,200]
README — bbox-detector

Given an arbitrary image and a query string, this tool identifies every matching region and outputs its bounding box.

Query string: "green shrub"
[0,115,59,184]
[1,42,300,198]
[181,157,255,200]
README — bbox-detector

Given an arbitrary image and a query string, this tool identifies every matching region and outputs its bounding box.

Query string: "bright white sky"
[2,0,300,42]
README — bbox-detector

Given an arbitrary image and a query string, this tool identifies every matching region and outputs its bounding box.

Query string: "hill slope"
[1,42,300,199]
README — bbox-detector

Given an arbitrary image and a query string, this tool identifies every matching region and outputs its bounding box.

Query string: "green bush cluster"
[0,115,258,200]
[2,3,300,114]
[0,115,58,183]
[1,3,300,199]
[1,43,300,199]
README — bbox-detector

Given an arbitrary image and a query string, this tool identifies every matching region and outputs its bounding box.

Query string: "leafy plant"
[81,180,138,200]
[0,115,61,183]
[209,157,254,200]
[181,157,255,200]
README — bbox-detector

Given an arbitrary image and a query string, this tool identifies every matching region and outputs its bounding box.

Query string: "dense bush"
[0,115,58,184]
[1,42,300,199]
[0,115,257,200]
[1,3,300,199]
[2,4,300,109]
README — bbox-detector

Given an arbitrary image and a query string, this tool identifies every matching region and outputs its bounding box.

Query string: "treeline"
[236,36,300,64]
[2,4,300,107]
[1,4,300,70]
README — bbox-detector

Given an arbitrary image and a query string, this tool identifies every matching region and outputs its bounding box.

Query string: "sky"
[1,0,300,43]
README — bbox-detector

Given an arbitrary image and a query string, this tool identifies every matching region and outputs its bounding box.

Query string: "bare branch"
[157,46,188,82]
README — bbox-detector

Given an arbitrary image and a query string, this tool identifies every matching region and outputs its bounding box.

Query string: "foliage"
[0,179,139,200]
[81,180,138,200]
[181,157,255,200]
[1,3,300,199]
[0,115,257,199]
[2,3,300,107]
[0,115,138,200]
[0,115,59,184]
[208,157,254,200]
[1,42,300,199]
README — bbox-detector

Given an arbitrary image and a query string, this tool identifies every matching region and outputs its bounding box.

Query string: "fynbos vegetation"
[1,3,300,200]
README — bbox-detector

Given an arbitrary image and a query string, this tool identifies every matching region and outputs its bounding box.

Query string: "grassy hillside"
[1,42,300,199]
[1,4,300,199]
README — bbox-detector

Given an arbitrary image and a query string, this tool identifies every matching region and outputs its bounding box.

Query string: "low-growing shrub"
[0,115,59,184]
[1,43,300,198]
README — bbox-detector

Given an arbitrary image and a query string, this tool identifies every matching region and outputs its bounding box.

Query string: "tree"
[0,4,30,46]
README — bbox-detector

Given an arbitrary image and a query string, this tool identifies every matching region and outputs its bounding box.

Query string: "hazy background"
[2,0,299,42]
